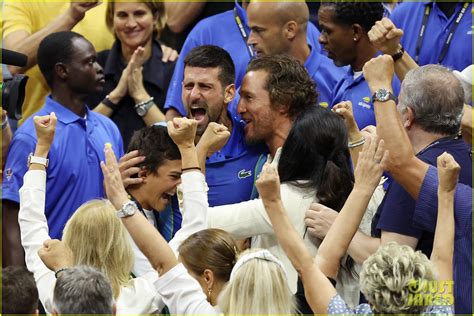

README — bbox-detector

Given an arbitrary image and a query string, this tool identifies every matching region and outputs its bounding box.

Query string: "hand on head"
[354,135,389,191]
[198,122,231,156]
[368,17,403,55]
[33,112,57,148]
[101,144,130,210]
[118,150,145,188]
[256,163,281,204]
[304,203,338,240]
[38,239,73,272]
[437,152,460,193]
[167,117,198,148]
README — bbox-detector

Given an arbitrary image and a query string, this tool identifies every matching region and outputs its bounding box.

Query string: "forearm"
[263,200,315,275]
[164,2,205,33]
[347,231,381,264]
[165,108,183,121]
[318,187,373,271]
[93,103,114,117]
[195,144,208,174]
[2,126,13,166]
[431,190,454,282]
[393,50,419,82]
[177,146,199,170]
[2,202,25,266]
[142,106,166,126]
[5,8,82,73]
[121,212,177,275]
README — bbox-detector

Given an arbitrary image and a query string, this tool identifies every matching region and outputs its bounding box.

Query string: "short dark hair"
[127,125,181,174]
[2,266,39,314]
[37,31,85,87]
[322,2,384,32]
[184,45,236,87]
[278,106,353,211]
[246,54,318,119]
[53,266,114,314]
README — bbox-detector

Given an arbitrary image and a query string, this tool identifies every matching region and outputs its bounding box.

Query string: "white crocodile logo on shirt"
[238,169,252,179]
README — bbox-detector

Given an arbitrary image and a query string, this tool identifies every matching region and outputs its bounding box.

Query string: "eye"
[116,12,128,18]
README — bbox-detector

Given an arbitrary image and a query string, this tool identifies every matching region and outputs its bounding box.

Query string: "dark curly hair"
[246,54,318,119]
[321,2,384,32]
[127,125,181,174]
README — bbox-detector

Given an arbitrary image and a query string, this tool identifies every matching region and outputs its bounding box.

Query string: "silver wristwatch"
[372,88,397,103]
[116,200,138,218]
[135,97,154,117]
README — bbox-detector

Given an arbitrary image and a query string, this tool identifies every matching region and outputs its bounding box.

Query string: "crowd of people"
[1,0,472,314]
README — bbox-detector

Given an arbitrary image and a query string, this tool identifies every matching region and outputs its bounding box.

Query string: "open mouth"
[190,107,207,123]
[161,192,175,204]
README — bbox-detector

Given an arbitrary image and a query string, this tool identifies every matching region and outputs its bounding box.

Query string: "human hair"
[398,65,464,135]
[106,1,166,38]
[53,265,114,314]
[321,2,384,32]
[360,243,436,314]
[2,266,38,314]
[278,106,353,211]
[246,54,318,119]
[37,31,85,87]
[184,45,236,87]
[127,125,181,174]
[218,248,295,314]
[62,199,134,299]
[179,229,239,283]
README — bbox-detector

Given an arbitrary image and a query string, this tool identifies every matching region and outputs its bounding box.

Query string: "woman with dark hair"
[207,106,363,306]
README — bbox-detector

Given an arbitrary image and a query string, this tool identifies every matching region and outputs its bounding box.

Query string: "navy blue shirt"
[331,69,401,129]
[164,2,324,116]
[391,1,472,71]
[2,96,124,239]
[414,165,472,314]
[206,99,267,206]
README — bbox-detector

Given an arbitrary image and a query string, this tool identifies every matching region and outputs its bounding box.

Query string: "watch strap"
[28,153,49,168]
[102,95,119,111]
[391,45,405,62]
[116,200,138,218]
[135,97,155,117]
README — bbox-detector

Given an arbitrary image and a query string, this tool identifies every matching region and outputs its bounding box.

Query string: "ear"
[55,63,68,81]
[284,21,298,40]
[224,84,236,104]
[138,167,151,182]
[404,106,416,129]
[203,268,215,289]
[351,23,365,43]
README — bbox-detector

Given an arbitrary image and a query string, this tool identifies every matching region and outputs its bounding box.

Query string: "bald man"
[247,1,345,107]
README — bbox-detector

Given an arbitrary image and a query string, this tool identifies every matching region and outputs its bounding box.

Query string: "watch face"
[375,89,390,101]
[137,106,146,117]
[123,203,136,216]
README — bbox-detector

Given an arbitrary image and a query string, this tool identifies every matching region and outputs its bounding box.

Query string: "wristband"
[181,167,201,172]
[54,267,69,278]
[391,45,405,62]
[348,137,366,149]
[102,95,119,111]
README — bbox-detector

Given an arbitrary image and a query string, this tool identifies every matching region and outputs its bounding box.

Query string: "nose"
[94,62,104,74]
[237,98,246,115]
[189,86,201,101]
[318,33,327,45]
[247,31,257,46]
[125,17,138,28]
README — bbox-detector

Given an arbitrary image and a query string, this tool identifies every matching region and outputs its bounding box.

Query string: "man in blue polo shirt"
[183,45,266,207]
[245,2,345,108]
[2,31,123,266]
[318,2,400,129]
[164,0,323,119]
[390,1,472,71]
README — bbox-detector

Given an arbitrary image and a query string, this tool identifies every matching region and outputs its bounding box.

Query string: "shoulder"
[391,2,425,23]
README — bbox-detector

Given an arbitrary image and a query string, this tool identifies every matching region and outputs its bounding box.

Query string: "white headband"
[230,249,288,281]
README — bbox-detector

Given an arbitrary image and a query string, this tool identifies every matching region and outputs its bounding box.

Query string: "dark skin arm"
[2,200,25,266]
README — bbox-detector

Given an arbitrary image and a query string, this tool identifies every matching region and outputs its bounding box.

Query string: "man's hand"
[197,122,231,156]
[437,152,460,194]
[38,239,73,272]
[101,144,130,210]
[160,44,179,63]
[354,136,389,192]
[368,18,403,55]
[304,203,338,239]
[33,112,57,150]
[68,1,101,22]
[167,118,197,148]
[332,101,361,138]
[256,163,281,204]
[362,55,395,94]
[118,150,145,188]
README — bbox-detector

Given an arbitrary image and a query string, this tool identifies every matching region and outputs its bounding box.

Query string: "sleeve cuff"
[22,170,47,190]
[181,171,207,193]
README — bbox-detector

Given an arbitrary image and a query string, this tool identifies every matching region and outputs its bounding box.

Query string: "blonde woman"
[101,118,295,315]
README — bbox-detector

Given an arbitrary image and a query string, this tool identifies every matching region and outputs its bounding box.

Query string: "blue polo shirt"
[414,166,472,314]
[206,99,267,206]
[2,96,124,239]
[305,45,345,108]
[164,2,323,116]
[371,137,472,313]
[391,1,472,71]
[331,69,401,129]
